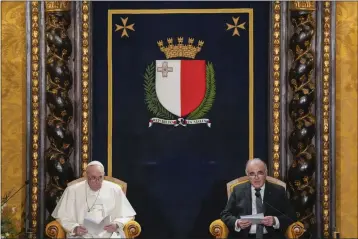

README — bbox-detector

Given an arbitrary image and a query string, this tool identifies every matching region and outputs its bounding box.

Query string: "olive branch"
[144,61,216,120]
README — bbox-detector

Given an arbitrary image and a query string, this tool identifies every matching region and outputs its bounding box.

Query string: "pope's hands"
[74,225,88,236]
[104,223,119,233]
[74,223,118,235]
[237,219,252,229]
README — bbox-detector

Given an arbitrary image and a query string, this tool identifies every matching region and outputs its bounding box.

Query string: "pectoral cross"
[157,62,173,78]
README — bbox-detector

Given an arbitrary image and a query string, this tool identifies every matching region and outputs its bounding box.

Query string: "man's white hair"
[245,158,268,175]
[86,161,105,175]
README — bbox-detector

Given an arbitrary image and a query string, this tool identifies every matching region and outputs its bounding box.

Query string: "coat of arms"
[144,37,216,127]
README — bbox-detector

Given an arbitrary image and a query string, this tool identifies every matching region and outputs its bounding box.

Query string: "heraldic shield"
[155,60,206,118]
[144,38,215,128]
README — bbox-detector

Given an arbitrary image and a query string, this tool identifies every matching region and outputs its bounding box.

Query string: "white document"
[83,215,111,236]
[240,213,265,224]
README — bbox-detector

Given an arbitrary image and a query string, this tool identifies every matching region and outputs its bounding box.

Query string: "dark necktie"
[255,188,264,239]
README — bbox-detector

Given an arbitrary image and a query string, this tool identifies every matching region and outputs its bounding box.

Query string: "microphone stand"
[261,198,312,239]
[1,180,29,206]
[1,181,30,238]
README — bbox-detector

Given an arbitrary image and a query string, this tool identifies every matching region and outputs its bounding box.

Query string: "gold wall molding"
[336,1,358,238]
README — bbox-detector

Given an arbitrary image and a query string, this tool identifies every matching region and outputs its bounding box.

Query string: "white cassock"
[52,180,136,238]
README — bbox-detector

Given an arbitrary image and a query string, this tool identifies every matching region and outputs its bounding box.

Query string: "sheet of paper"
[83,215,111,236]
[240,213,264,224]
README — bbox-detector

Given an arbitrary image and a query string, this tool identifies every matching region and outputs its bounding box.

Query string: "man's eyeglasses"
[87,176,103,182]
[248,171,265,178]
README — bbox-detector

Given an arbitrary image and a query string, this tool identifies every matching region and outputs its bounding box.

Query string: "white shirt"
[52,180,137,238]
[234,184,280,233]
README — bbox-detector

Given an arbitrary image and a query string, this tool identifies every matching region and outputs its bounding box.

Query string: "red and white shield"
[155,60,206,117]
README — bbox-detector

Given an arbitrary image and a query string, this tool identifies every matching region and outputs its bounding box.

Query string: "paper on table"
[83,215,111,236]
[240,213,264,224]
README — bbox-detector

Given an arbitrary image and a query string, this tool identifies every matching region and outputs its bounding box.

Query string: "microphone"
[261,197,312,239]
[1,180,30,205]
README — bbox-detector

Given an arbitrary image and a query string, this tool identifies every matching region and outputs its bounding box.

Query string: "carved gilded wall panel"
[287,1,316,235]
[44,0,76,217]
[269,1,336,238]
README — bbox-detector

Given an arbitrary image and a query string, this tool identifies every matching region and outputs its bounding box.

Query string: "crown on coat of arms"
[157,37,204,59]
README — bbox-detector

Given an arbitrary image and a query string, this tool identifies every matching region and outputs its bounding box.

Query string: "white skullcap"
[86,161,104,169]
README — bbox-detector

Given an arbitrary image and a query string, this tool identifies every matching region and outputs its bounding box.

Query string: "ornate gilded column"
[287,0,316,236]
[29,2,41,237]
[44,1,75,216]
[81,1,90,175]
[270,1,282,179]
[321,2,334,238]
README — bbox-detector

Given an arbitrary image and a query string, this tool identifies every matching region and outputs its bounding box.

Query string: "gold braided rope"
[31,2,40,238]
[81,1,90,176]
[272,1,281,178]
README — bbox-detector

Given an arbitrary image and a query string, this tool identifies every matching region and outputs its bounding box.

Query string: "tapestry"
[92,2,269,238]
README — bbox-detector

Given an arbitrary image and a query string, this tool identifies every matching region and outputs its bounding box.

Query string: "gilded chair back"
[226,175,286,199]
[67,176,127,194]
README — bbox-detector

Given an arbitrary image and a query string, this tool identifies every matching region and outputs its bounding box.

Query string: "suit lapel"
[244,183,252,215]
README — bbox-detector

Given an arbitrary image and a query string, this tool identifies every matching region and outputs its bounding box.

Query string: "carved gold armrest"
[209,219,229,239]
[45,220,66,239]
[45,219,141,239]
[286,221,305,239]
[124,220,142,238]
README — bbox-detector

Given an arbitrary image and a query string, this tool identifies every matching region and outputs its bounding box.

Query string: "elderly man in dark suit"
[220,158,297,239]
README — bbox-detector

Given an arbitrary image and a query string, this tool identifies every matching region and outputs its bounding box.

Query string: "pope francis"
[52,161,136,238]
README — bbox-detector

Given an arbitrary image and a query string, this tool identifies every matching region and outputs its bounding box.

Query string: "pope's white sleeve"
[51,186,79,234]
[111,185,136,230]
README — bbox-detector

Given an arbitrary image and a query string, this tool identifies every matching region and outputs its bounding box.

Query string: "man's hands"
[237,219,252,229]
[261,216,275,227]
[74,225,88,236]
[104,223,119,233]
[237,216,276,230]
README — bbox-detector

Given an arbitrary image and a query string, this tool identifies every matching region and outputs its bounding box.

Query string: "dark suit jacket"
[220,181,297,239]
